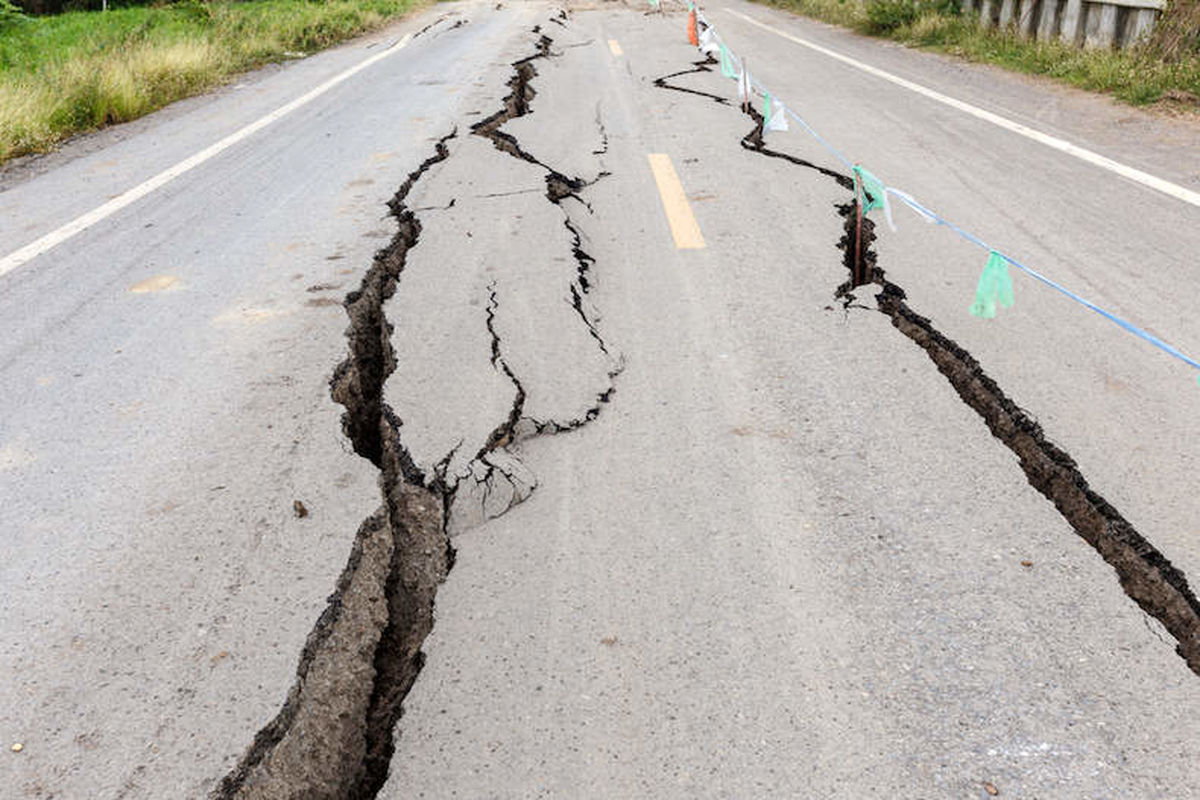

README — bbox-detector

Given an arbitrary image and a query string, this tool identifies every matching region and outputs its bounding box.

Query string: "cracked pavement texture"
[1,0,1200,797]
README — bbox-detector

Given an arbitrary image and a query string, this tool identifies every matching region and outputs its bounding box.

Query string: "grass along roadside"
[753,0,1200,109]
[0,0,428,164]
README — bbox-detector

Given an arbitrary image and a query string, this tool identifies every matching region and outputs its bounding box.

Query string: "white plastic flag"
[737,65,751,105]
[699,27,719,57]
[888,189,939,227]
[763,93,789,133]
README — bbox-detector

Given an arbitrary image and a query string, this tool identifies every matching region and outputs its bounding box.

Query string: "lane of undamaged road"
[385,5,1200,798]
[0,5,539,797]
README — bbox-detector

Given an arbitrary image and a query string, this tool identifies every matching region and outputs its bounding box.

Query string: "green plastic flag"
[719,44,737,79]
[970,250,1015,319]
[852,165,886,215]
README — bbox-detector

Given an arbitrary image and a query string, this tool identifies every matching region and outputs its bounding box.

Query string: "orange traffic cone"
[687,9,699,47]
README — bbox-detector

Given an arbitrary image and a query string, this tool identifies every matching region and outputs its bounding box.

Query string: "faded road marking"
[647,154,706,250]
[608,39,623,57]
[727,8,1200,209]
[0,441,36,471]
[0,33,415,279]
[128,275,179,293]
[212,305,288,325]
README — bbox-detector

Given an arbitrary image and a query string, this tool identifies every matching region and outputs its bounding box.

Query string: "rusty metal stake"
[853,170,865,286]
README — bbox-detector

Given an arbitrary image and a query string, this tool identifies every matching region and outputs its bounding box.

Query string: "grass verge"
[754,0,1200,109]
[0,0,427,163]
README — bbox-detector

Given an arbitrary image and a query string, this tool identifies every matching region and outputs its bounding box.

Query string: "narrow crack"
[653,61,1200,677]
[592,103,610,156]
[412,15,469,40]
[653,59,733,106]
[479,281,528,457]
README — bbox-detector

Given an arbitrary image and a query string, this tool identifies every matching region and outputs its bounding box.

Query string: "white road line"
[0,32,415,279]
[726,8,1200,209]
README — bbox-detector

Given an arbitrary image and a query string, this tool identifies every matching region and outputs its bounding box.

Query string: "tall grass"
[756,0,1200,108]
[0,0,426,163]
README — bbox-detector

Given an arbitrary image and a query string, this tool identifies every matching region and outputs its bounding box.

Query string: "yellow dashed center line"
[608,39,623,57]
[128,275,179,293]
[647,154,705,250]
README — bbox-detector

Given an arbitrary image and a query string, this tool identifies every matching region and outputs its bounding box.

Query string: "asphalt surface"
[2,0,1200,797]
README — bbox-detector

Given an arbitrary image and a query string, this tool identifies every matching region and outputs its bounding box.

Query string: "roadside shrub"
[1149,0,1200,60]
[0,0,24,25]
[865,0,959,33]
[865,0,921,32]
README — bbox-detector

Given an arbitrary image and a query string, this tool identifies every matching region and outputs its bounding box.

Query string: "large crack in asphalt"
[655,56,1200,677]
[214,23,622,800]
[212,131,455,800]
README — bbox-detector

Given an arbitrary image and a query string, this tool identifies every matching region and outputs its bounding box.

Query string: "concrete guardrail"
[961,0,1163,48]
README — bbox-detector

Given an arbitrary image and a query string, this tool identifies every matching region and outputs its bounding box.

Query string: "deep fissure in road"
[213,131,455,800]
[655,57,1200,677]
[215,22,622,799]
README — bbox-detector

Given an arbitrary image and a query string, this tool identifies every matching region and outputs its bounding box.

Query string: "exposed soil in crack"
[875,280,1200,675]
[653,58,1200,677]
[212,131,456,800]
[216,24,628,799]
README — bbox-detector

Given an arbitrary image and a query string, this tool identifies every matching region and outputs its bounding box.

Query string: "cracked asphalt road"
[2,0,1200,797]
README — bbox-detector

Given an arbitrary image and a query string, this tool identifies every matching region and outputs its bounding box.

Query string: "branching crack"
[653,57,1200,678]
[461,26,623,451]
[216,24,630,799]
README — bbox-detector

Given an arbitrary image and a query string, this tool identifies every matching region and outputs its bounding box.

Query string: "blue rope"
[700,11,1200,380]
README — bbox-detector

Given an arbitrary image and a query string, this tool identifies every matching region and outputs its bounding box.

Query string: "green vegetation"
[755,0,1200,108]
[0,0,426,163]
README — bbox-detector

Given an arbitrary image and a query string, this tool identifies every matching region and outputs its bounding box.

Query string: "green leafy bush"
[0,0,25,25]
[866,0,959,33]
[865,0,920,32]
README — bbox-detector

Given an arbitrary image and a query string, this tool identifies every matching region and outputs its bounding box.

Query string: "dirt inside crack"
[654,55,1200,677]
[215,23,623,800]
[212,131,455,800]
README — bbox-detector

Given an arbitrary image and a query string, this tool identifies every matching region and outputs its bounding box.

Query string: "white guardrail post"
[958,0,1163,48]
